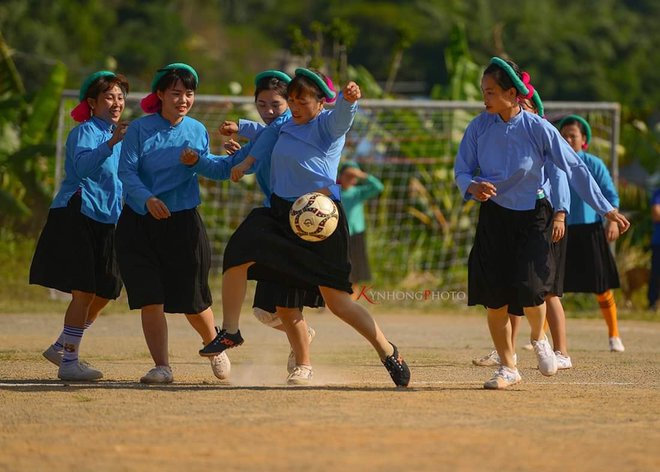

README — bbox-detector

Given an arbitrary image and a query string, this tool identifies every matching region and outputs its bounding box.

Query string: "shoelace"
[385,355,404,372]
[290,367,311,378]
[495,367,515,381]
[484,351,499,361]
[534,340,552,356]
[211,354,226,366]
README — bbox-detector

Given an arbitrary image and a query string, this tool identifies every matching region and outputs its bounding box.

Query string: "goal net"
[56,93,620,295]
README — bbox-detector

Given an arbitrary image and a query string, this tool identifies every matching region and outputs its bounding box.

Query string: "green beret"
[557,114,592,144]
[79,70,116,101]
[151,63,199,92]
[255,70,291,85]
[295,68,336,100]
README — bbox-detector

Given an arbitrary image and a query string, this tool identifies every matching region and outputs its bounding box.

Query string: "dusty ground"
[0,308,658,472]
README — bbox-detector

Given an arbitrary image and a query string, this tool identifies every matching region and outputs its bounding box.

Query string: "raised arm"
[321,82,360,139]
[237,119,265,140]
[69,122,128,178]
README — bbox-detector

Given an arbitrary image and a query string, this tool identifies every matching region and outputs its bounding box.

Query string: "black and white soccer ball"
[289,192,339,242]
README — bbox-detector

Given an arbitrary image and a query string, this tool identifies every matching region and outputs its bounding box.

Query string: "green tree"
[0,33,66,233]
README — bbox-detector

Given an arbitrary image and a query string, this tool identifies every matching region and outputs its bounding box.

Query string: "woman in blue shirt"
[455,57,630,389]
[199,69,411,388]
[30,71,129,381]
[188,70,321,384]
[115,63,231,384]
[472,92,574,371]
[558,115,625,352]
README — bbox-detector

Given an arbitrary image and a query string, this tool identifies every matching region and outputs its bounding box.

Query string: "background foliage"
[0,0,657,312]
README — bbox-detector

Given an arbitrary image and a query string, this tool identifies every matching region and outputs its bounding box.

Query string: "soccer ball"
[289,192,339,242]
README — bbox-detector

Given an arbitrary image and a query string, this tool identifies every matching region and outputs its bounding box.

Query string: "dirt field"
[1,308,658,472]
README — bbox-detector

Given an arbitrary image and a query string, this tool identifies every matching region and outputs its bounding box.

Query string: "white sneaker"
[522,343,534,351]
[532,338,557,376]
[472,350,517,367]
[287,365,313,385]
[58,361,103,381]
[43,345,63,366]
[287,327,316,374]
[609,337,625,352]
[555,351,573,370]
[483,366,522,390]
[209,352,231,380]
[43,345,92,368]
[140,366,173,384]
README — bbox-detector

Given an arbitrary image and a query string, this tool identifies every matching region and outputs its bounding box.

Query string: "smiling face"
[88,84,125,125]
[157,79,195,124]
[480,74,518,116]
[560,123,587,153]
[256,89,288,125]
[287,90,324,125]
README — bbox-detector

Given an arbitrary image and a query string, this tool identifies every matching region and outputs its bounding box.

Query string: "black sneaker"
[382,342,410,387]
[199,329,244,357]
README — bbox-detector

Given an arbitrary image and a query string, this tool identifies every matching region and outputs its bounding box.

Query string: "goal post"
[55,92,620,294]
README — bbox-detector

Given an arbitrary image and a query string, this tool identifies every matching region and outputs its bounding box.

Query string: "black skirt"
[468,198,555,311]
[348,231,372,283]
[29,193,122,300]
[563,222,620,293]
[115,206,212,314]
[223,194,353,294]
[509,230,566,316]
[550,232,567,296]
[252,280,325,313]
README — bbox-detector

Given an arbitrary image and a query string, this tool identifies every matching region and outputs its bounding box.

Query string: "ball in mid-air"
[289,192,339,242]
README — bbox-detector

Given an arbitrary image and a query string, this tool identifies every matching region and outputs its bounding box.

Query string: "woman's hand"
[224,139,241,155]
[467,181,497,202]
[552,217,565,243]
[146,197,171,220]
[604,209,630,234]
[108,121,130,148]
[605,219,621,242]
[219,121,238,136]
[231,156,255,182]
[343,82,361,103]
[180,148,199,166]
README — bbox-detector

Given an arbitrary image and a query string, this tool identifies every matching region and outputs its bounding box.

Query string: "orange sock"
[596,290,619,337]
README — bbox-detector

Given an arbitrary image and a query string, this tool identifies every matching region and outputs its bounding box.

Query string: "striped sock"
[596,290,619,337]
[61,325,84,365]
[53,333,64,351]
[55,319,93,351]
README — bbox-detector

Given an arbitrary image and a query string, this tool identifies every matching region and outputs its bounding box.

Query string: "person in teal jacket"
[337,161,384,295]
[558,115,625,352]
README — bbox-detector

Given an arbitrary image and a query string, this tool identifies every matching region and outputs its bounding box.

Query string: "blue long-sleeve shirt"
[454,110,613,216]
[567,151,619,225]
[119,114,215,215]
[224,110,292,206]
[193,111,293,206]
[51,116,122,224]
[545,161,570,214]
[251,95,358,201]
[238,119,265,140]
